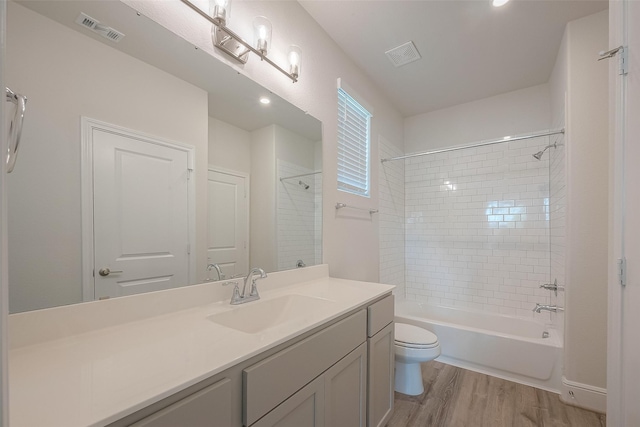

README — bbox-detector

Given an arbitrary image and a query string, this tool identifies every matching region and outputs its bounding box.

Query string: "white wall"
[405,84,551,153]
[249,125,277,272]
[208,117,251,175]
[275,126,316,170]
[6,3,208,313]
[125,0,405,283]
[563,10,609,396]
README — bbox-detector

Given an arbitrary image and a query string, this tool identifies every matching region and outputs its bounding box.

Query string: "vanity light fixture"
[492,0,510,7]
[180,0,300,82]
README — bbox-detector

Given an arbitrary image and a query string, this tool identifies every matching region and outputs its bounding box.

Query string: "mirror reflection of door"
[87,120,193,300]
[207,169,249,279]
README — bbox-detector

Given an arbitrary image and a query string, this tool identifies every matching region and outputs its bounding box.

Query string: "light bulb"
[253,17,272,56]
[492,0,510,7]
[210,0,232,24]
[288,45,302,80]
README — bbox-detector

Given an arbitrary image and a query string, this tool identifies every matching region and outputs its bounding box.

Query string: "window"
[337,87,372,197]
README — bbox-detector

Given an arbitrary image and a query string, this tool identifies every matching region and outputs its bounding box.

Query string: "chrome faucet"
[206,263,225,281]
[241,267,267,298]
[223,267,268,305]
[533,304,564,313]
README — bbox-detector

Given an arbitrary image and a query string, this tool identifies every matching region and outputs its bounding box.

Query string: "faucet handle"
[222,280,242,304]
[248,279,261,298]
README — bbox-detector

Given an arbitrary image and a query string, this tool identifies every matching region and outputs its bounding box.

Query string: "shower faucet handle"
[539,279,564,295]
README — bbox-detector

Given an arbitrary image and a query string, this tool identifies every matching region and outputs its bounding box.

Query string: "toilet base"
[395,361,424,395]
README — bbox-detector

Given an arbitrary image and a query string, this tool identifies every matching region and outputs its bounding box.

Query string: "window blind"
[337,87,371,197]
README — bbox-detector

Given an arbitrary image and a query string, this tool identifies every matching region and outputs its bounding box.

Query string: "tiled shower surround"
[403,137,552,318]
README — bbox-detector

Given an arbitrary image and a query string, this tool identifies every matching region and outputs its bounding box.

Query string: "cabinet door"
[324,342,367,427]
[244,310,365,426]
[367,322,394,427]
[131,378,232,427]
[251,376,324,427]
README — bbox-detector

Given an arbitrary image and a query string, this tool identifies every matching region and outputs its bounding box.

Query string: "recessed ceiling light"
[259,97,271,105]
[493,0,510,7]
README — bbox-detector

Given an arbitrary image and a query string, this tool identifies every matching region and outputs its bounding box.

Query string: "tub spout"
[533,303,564,313]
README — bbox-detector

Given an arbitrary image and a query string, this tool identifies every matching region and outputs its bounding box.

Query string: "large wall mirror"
[6,0,322,313]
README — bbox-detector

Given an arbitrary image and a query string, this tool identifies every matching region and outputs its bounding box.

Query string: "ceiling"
[299,0,608,117]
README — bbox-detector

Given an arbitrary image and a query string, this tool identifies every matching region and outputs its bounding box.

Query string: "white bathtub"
[395,299,562,392]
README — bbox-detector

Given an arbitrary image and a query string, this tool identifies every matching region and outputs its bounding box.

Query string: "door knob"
[99,268,123,277]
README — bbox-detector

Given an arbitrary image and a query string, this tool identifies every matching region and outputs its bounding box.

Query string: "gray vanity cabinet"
[323,342,368,426]
[250,341,368,427]
[243,310,366,426]
[251,376,325,427]
[110,368,242,427]
[109,294,393,427]
[366,296,395,427]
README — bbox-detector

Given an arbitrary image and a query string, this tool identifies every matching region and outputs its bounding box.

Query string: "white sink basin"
[207,294,335,334]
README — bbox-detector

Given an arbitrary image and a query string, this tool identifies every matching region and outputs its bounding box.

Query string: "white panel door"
[620,1,640,424]
[207,169,248,279]
[610,1,640,425]
[93,128,190,299]
[0,3,8,425]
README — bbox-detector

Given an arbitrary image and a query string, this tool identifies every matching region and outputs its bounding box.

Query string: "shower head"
[299,180,310,190]
[532,142,558,160]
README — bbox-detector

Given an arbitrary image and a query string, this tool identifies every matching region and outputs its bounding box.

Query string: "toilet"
[394,322,441,395]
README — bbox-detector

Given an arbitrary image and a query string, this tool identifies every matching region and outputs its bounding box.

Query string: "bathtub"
[395,299,563,392]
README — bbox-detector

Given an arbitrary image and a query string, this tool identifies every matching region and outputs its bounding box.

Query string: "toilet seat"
[395,323,439,349]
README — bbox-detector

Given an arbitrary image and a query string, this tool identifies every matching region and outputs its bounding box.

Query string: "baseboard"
[560,376,607,413]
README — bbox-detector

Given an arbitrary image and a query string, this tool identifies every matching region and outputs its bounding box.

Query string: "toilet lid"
[395,323,438,348]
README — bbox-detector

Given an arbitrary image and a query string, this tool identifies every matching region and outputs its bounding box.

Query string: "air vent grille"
[385,41,421,67]
[75,12,125,43]
[95,25,125,42]
[75,12,98,30]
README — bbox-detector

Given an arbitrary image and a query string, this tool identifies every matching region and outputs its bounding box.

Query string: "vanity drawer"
[130,378,232,427]
[243,310,366,426]
[367,295,394,337]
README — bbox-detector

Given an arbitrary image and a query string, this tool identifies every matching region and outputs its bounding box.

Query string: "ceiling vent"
[385,41,421,67]
[75,12,125,43]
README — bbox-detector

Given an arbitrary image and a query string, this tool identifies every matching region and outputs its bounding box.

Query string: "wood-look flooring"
[386,361,606,427]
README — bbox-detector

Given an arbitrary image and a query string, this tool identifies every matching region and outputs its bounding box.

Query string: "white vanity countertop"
[9,272,393,427]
